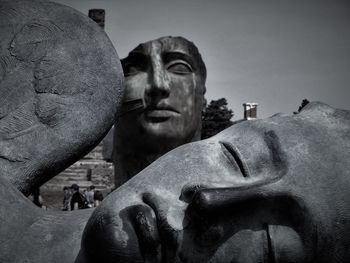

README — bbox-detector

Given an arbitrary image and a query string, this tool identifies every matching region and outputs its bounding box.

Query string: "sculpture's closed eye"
[219,141,251,178]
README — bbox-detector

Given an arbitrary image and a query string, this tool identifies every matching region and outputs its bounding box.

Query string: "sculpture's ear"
[299,101,333,114]
[202,85,207,113]
[299,101,349,122]
[299,101,350,139]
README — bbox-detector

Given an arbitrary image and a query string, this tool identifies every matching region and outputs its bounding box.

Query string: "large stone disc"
[0,0,124,195]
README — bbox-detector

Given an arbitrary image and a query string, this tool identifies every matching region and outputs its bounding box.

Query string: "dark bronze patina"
[114,36,207,187]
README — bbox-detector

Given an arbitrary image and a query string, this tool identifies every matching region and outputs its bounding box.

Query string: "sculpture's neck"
[113,127,202,188]
[114,150,163,188]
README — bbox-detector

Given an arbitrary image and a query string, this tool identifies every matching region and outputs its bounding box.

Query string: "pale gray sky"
[55,0,350,119]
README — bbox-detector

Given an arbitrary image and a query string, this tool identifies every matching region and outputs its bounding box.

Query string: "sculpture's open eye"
[123,63,143,77]
[166,60,193,75]
[122,53,147,77]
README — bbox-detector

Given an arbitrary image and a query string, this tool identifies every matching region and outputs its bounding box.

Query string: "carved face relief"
[80,102,350,262]
[119,37,206,150]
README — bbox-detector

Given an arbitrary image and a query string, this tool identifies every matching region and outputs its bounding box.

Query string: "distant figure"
[93,190,104,207]
[114,36,207,187]
[85,185,95,208]
[70,184,86,210]
[62,186,72,211]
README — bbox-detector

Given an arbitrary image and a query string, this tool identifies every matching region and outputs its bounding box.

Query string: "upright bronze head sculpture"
[114,36,207,186]
[79,102,350,263]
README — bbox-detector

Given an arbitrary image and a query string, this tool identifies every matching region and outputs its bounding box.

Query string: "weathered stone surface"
[0,174,93,262]
[0,0,122,261]
[78,102,350,262]
[0,0,123,195]
[114,36,207,187]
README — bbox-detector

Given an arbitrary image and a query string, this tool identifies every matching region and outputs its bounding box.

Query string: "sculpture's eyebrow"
[220,129,288,178]
[262,130,288,174]
[162,51,195,68]
[121,51,147,66]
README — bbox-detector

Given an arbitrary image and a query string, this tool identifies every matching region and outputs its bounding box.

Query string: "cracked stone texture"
[0,0,124,196]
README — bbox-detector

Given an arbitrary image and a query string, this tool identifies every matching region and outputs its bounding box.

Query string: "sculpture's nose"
[183,183,278,215]
[145,57,170,101]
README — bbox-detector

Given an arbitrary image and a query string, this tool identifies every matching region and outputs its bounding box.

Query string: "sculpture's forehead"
[130,37,195,59]
[214,102,350,151]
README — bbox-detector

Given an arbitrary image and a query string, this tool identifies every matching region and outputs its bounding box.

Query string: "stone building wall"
[42,141,115,192]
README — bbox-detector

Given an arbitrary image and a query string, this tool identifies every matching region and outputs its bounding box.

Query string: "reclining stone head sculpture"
[3,100,349,263]
[114,36,207,187]
[78,102,350,263]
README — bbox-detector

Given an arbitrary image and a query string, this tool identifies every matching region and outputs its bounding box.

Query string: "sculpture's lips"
[133,190,307,263]
[144,105,180,120]
[185,186,308,263]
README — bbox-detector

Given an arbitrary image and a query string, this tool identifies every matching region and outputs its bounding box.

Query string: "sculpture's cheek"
[267,225,305,263]
[177,225,304,263]
[208,229,270,263]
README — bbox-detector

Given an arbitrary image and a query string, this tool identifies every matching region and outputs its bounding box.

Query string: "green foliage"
[201,98,234,139]
[298,99,310,112]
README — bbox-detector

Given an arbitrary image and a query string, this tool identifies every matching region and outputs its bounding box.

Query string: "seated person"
[62,186,72,211]
[93,190,104,207]
[70,184,85,210]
